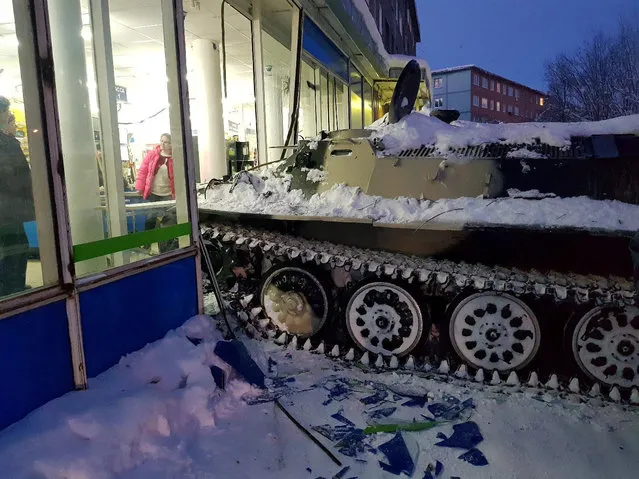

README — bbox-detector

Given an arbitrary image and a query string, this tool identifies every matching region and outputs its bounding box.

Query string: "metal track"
[202,222,639,405]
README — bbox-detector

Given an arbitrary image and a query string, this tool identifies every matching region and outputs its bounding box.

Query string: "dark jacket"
[0,132,35,227]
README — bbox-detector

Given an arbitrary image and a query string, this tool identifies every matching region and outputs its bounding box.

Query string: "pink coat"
[135,145,175,199]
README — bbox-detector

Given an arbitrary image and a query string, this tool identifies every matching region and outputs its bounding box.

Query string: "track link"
[202,222,639,405]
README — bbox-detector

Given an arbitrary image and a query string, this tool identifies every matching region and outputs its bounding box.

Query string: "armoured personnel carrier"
[200,61,639,396]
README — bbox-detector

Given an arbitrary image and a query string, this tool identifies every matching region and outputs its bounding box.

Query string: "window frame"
[2,0,202,318]
[473,95,479,106]
[481,97,488,109]
[0,0,70,315]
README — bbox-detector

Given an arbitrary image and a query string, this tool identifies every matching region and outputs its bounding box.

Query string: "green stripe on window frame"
[73,222,192,262]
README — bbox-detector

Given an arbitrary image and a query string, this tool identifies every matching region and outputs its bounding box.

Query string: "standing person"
[0,97,35,297]
[135,133,178,253]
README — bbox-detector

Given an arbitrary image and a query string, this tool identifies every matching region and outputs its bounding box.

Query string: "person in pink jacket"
[135,133,177,253]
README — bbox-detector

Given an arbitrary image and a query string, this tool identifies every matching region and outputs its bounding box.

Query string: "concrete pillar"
[264,64,284,162]
[49,0,105,274]
[191,39,226,181]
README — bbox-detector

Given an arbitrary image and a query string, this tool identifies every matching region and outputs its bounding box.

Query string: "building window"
[496,82,501,93]
[539,97,545,106]
[514,106,519,116]
[508,86,514,96]
[515,89,520,100]
[481,98,488,109]
[473,74,479,86]
[507,104,513,113]
[496,101,501,111]
[490,80,495,91]
[434,97,444,108]
[490,100,494,110]
[482,77,488,88]
[473,95,479,106]
[0,4,59,298]
[350,68,363,129]
[48,0,194,276]
[434,78,443,88]
[503,86,507,96]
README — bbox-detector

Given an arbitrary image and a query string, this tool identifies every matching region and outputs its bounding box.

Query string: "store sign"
[115,85,127,102]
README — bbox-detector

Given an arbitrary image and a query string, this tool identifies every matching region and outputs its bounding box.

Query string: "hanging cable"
[280,8,305,161]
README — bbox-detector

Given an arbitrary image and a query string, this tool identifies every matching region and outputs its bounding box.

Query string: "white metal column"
[191,39,226,181]
[48,0,106,275]
[165,0,204,313]
[12,0,57,285]
[31,0,88,389]
[162,0,189,249]
[251,0,268,166]
[90,0,127,267]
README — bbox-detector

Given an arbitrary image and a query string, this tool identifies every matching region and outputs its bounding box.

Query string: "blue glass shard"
[331,413,356,427]
[435,421,484,449]
[360,390,388,405]
[378,433,415,476]
[186,336,202,346]
[214,340,265,388]
[369,407,397,420]
[459,448,489,466]
[402,396,428,407]
[208,365,225,389]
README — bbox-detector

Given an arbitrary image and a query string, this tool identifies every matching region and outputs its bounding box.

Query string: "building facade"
[431,65,546,123]
[364,0,421,55]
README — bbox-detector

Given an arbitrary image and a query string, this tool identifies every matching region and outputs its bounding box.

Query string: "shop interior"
[0,0,392,300]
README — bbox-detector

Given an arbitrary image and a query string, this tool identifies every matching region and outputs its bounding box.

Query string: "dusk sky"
[416,0,639,92]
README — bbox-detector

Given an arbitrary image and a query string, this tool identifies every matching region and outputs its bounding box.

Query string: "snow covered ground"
[1,314,638,479]
[199,171,639,233]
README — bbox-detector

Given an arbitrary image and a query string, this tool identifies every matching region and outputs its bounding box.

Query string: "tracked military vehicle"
[200,60,639,398]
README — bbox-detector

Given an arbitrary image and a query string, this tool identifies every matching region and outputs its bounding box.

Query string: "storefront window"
[319,71,330,132]
[0,0,58,299]
[364,81,374,126]
[335,80,349,130]
[261,0,296,162]
[220,7,258,171]
[47,0,191,276]
[299,60,318,139]
[350,68,363,129]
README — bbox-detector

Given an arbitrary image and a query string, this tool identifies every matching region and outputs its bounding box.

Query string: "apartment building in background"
[364,0,421,55]
[431,65,546,123]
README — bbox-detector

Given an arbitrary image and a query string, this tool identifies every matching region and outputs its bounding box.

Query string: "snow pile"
[199,171,639,233]
[370,110,639,154]
[0,316,274,479]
